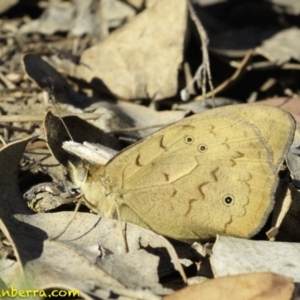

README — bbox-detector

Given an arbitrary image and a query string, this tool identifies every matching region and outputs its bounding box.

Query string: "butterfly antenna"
[47,79,74,142]
[48,80,86,166]
[46,81,89,240]
[49,196,83,240]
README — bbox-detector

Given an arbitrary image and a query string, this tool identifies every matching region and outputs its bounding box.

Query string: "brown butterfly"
[66,104,295,241]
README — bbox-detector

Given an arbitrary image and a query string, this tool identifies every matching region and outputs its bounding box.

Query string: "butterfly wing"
[101,104,295,240]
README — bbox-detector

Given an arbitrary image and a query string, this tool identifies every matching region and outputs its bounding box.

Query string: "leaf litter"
[1,0,300,299]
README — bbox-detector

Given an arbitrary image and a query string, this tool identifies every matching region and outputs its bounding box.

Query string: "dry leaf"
[267,0,300,15]
[0,0,18,14]
[74,0,188,101]
[20,2,75,35]
[100,0,136,29]
[62,141,117,165]
[88,101,186,137]
[258,97,300,122]
[126,0,160,10]
[267,185,292,241]
[20,0,135,37]
[163,273,294,300]
[275,184,300,242]
[210,236,300,282]
[256,28,300,64]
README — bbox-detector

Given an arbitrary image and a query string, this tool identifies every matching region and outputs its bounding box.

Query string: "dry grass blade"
[0,113,102,123]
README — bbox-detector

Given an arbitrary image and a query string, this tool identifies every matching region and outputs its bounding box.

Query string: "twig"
[0,135,7,146]
[0,70,16,89]
[0,112,102,123]
[192,49,253,101]
[181,0,214,102]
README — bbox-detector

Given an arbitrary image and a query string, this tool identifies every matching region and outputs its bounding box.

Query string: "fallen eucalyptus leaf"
[163,272,294,300]
[74,0,188,101]
[210,236,300,282]
[0,0,18,14]
[256,28,300,65]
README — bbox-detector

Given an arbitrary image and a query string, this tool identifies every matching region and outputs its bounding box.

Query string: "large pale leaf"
[210,236,300,282]
[74,0,188,101]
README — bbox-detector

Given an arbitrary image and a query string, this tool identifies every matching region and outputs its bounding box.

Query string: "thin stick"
[0,112,101,123]
[181,0,214,103]
[50,97,74,141]
[193,49,253,101]
[0,135,7,146]
[0,70,16,89]
[49,197,82,240]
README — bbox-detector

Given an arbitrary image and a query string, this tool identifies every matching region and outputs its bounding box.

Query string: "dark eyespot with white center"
[198,144,208,153]
[222,195,234,207]
[184,136,194,144]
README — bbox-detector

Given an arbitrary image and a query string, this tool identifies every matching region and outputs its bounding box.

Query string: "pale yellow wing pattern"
[100,104,295,240]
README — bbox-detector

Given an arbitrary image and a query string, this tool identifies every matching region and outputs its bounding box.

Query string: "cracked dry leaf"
[74,0,188,101]
[0,138,184,298]
[210,236,300,282]
[163,273,294,300]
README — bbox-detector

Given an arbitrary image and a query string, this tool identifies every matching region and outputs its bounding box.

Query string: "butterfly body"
[72,104,295,241]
